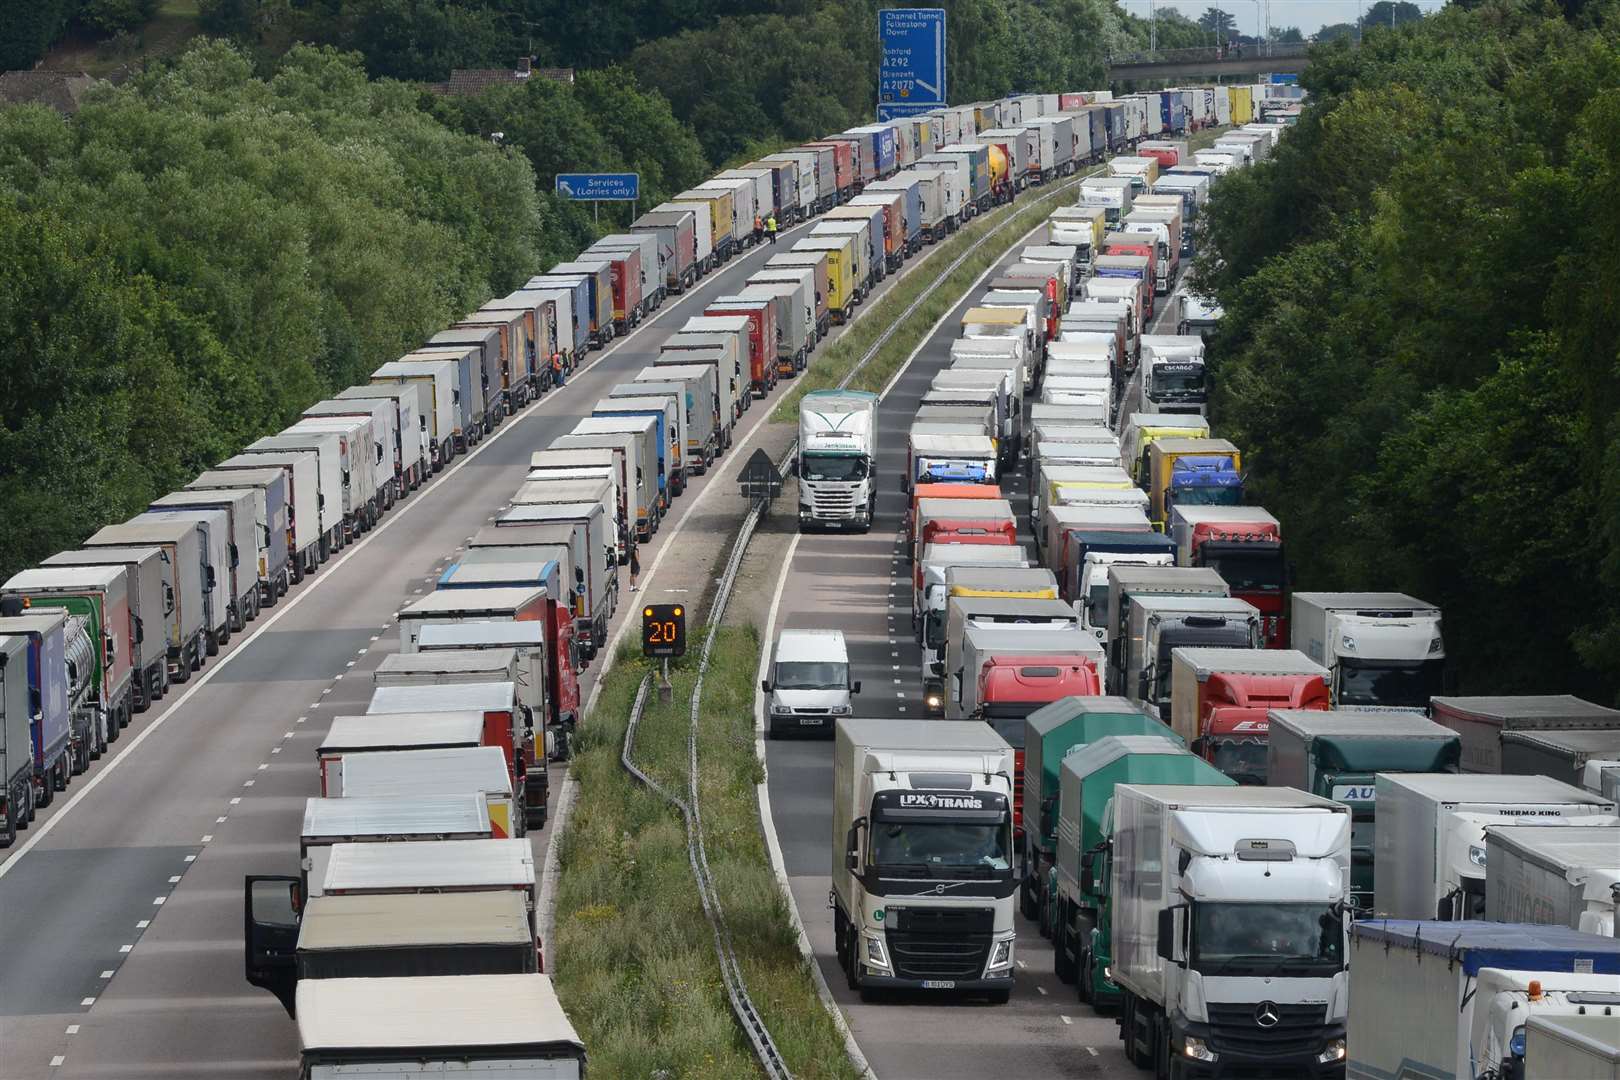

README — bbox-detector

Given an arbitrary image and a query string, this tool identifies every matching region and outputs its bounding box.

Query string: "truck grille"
[886,907,994,981]
[808,487,857,513]
[1205,1001,1327,1057]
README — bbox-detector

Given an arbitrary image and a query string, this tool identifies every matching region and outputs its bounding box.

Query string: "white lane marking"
[65,1025,79,1035]
[1087,1047,1099,1056]
[228,797,240,806]
[1061,1015,1072,1026]
[214,816,226,823]
[167,875,180,884]
[119,944,133,953]
[79,997,95,1006]
[136,920,149,929]
[242,780,254,787]
[184,855,195,862]
[256,763,268,770]
[99,970,114,979]
[1036,985,1047,996]
[151,897,165,905]
[51,1056,65,1067]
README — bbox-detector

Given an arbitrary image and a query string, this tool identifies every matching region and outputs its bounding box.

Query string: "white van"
[761,629,859,738]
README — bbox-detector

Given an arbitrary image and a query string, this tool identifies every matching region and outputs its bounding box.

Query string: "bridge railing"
[1108,41,1314,65]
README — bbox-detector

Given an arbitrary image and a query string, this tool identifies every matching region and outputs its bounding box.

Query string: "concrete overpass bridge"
[1107,42,1310,83]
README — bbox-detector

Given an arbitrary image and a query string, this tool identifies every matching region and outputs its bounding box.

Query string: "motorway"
[762,226,1183,1080]
[0,208,919,1080]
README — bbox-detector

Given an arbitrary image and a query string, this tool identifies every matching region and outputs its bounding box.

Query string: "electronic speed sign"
[641,603,686,658]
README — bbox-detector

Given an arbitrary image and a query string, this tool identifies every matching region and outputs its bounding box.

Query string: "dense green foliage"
[0,42,539,576]
[1197,0,1620,700]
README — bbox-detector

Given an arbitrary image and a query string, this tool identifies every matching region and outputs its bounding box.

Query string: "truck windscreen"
[1151,366,1204,394]
[1204,551,1285,591]
[1192,902,1343,976]
[1336,659,1443,709]
[871,821,1011,875]
[802,454,868,482]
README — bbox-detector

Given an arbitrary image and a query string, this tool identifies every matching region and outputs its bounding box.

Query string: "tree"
[1198,6,1237,37]
[1364,1,1425,27]
[1273,25,1305,43]
[1314,22,1358,41]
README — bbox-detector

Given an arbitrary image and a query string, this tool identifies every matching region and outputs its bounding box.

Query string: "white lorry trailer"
[832,717,1018,1002]
[1291,592,1445,710]
[1348,920,1620,1080]
[1525,1014,1620,1080]
[1486,824,1619,937]
[798,390,878,531]
[1110,784,1352,1077]
[1374,772,1617,922]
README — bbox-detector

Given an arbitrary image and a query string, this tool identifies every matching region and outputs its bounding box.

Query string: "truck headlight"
[862,931,890,971]
[1429,636,1443,654]
[1101,965,1114,985]
[925,692,942,711]
[1509,1027,1526,1058]
[1182,1036,1217,1062]
[1469,843,1488,868]
[985,938,1015,973]
[831,705,852,716]
[1317,1037,1347,1064]
[770,704,792,716]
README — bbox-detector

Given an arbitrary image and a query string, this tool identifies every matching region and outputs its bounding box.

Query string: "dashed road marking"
[51,1056,65,1067]
[1061,1015,1072,1026]
[99,970,114,979]
[65,1025,79,1034]
[229,797,241,805]
[136,920,150,928]
[119,944,133,953]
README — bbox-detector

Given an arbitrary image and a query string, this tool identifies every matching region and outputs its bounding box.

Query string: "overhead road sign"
[554,173,640,201]
[878,8,946,123]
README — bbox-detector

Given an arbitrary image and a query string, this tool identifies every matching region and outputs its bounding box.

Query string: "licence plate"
[798,716,825,725]
[922,980,956,990]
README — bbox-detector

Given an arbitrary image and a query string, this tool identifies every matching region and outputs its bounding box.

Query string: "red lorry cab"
[978,655,1103,834]
[705,297,777,397]
[913,517,1018,588]
[906,483,1006,545]
[1179,514,1289,648]
[1098,236,1158,317]
[1176,660,1329,786]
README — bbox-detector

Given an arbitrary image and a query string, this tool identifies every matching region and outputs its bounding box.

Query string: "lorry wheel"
[1,807,14,848]
[21,784,35,824]
[844,932,862,992]
[37,776,54,809]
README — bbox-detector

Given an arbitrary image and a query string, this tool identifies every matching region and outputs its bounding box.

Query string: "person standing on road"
[629,545,641,592]
[551,351,566,388]
[753,214,764,245]
[766,215,778,244]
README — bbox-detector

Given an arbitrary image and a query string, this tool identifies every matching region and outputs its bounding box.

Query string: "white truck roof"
[964,625,1103,659]
[367,682,515,715]
[1116,784,1342,811]
[1292,591,1436,612]
[837,716,1011,753]
[1378,772,1610,806]
[295,974,581,1054]
[400,588,546,615]
[322,838,534,894]
[418,621,545,648]
[301,794,489,841]
[340,746,512,799]
[375,650,518,678]
[319,713,486,755]
[297,891,532,952]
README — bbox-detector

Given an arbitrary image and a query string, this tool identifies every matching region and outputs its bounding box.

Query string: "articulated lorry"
[1348,921,1620,1080]
[1114,594,1261,717]
[1,635,32,846]
[1266,708,1460,912]
[1019,696,1172,924]
[1503,728,1620,791]
[1374,772,1616,921]
[1292,592,1445,710]
[1167,647,1330,785]
[1111,784,1352,1077]
[1486,824,1619,937]
[41,547,170,713]
[1170,506,1289,648]
[1054,735,1232,1008]
[1429,694,1620,775]
[832,718,1018,1002]
[799,391,878,531]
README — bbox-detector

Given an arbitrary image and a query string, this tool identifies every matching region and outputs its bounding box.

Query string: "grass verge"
[553,626,861,1080]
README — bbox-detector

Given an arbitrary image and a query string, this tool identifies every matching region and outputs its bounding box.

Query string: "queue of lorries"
[777,97,1620,1080]
[204,84,1297,1077]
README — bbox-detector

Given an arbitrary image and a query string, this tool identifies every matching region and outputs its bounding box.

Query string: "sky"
[1115,0,1449,37]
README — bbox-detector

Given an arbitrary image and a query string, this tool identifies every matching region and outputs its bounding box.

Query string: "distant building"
[0,70,97,114]
[433,58,574,97]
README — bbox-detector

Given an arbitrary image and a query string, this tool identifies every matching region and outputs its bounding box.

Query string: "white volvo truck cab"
[832,719,1018,1002]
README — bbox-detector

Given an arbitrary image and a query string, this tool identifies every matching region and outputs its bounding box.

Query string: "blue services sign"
[554,173,640,201]
[878,8,946,122]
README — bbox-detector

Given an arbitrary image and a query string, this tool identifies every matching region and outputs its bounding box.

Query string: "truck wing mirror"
[163,583,175,616]
[845,817,866,873]
[134,615,144,645]
[104,636,117,666]
[760,680,772,693]
[1156,904,1185,965]
[851,680,861,695]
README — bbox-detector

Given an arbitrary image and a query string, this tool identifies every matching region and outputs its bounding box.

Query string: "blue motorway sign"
[878,8,946,122]
[554,172,640,201]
